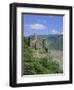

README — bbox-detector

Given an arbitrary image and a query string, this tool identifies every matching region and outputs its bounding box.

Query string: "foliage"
[23,37,63,75]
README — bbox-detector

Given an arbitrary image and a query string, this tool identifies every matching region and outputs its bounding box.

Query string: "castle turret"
[28,33,37,48]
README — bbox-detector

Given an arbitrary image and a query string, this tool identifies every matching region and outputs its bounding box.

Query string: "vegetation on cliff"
[23,36,63,75]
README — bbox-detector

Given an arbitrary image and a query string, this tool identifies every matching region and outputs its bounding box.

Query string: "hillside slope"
[38,34,63,50]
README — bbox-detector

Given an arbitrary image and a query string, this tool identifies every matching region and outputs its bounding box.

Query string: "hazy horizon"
[24,33,63,37]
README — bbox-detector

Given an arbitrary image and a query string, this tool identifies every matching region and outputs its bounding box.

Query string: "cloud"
[51,29,60,34]
[49,29,63,35]
[30,23,46,30]
[24,23,46,30]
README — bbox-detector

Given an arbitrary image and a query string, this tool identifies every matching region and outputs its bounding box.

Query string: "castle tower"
[33,33,37,40]
[28,33,37,48]
[42,39,48,52]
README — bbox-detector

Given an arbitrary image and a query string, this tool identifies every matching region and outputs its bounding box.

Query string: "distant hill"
[37,34,63,50]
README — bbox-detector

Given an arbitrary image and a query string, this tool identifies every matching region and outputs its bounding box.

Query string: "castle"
[28,34,49,53]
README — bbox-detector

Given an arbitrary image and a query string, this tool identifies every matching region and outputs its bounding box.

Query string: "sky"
[23,14,63,37]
